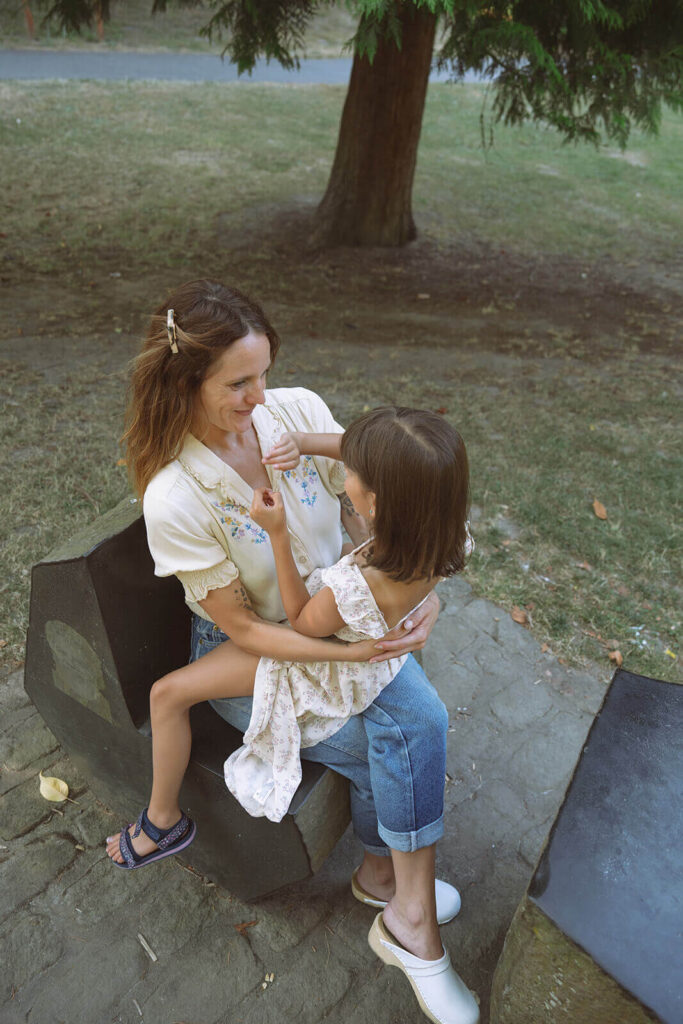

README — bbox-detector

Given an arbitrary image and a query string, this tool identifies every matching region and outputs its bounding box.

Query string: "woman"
[114,279,478,1024]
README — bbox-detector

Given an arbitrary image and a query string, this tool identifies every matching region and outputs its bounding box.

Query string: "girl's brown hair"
[340,407,470,583]
[122,280,280,496]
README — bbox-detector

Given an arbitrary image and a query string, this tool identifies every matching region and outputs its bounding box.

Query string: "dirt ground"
[4,199,680,357]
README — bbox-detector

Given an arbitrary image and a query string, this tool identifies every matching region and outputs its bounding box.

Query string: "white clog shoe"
[368,913,479,1024]
[352,869,462,924]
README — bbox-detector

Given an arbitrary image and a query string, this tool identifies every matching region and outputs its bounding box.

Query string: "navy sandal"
[114,808,196,869]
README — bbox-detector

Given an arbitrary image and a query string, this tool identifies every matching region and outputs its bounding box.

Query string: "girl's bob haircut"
[341,407,470,583]
[122,279,280,496]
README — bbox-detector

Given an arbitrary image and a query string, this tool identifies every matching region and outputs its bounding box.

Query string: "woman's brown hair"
[340,407,470,583]
[122,280,280,496]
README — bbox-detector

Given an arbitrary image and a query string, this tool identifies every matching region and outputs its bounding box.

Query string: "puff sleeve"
[143,483,239,603]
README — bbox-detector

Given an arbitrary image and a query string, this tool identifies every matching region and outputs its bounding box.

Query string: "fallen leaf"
[435,406,447,415]
[576,561,593,571]
[38,771,69,802]
[511,606,529,626]
[593,499,608,520]
[234,919,257,936]
[0,639,7,649]
[116,458,126,467]
[541,643,550,653]
[665,648,677,660]
[608,650,623,667]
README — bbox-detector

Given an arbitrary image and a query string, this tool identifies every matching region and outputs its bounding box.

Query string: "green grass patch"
[1,78,681,685]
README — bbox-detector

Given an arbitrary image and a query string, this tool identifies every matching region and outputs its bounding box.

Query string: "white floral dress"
[223,552,425,823]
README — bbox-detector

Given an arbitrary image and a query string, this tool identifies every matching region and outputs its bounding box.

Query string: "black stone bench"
[24,497,350,900]
[491,669,683,1024]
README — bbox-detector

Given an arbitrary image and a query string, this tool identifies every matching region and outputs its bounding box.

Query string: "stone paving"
[1,576,607,1024]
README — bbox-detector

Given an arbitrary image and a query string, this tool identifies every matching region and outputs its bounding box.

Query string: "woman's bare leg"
[106,641,258,863]
[382,845,442,961]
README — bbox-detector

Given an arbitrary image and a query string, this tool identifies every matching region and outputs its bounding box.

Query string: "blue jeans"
[190,615,448,854]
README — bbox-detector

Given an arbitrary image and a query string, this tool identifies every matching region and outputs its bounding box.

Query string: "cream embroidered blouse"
[143,387,347,624]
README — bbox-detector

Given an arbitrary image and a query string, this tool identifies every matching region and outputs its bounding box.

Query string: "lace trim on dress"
[176,561,239,603]
[319,560,386,640]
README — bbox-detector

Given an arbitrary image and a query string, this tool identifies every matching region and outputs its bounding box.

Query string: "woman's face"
[194,331,271,437]
[344,467,375,520]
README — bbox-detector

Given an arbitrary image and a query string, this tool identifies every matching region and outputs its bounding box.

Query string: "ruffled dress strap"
[319,558,387,640]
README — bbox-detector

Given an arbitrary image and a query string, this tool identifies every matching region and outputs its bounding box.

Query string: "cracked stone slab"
[1,911,65,1004]
[231,940,355,1024]
[0,774,53,841]
[0,713,59,771]
[132,918,263,1024]
[0,835,76,922]
[0,670,33,713]
[13,918,153,1024]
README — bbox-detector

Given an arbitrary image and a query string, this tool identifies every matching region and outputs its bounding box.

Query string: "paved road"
[0,48,481,83]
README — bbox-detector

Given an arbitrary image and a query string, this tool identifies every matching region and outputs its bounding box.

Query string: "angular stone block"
[491,670,683,1024]
[25,497,349,900]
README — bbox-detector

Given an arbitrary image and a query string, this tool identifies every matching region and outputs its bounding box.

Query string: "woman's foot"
[105,807,184,864]
[368,914,480,1024]
[382,895,443,962]
[353,857,462,925]
[355,853,396,902]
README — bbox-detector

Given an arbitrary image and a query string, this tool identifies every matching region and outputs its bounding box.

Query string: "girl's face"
[344,466,375,521]
[193,331,271,439]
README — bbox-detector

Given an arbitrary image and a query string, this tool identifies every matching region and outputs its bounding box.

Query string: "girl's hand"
[369,591,440,663]
[250,488,287,535]
[262,432,302,472]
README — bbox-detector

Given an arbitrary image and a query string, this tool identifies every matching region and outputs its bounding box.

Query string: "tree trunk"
[313,3,437,247]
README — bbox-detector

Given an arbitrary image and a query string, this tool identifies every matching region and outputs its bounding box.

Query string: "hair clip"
[167,309,179,354]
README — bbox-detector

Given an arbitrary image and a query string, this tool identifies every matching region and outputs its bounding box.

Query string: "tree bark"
[312,3,437,247]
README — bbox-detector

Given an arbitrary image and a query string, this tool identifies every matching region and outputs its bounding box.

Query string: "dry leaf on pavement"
[38,771,69,802]
[511,606,529,626]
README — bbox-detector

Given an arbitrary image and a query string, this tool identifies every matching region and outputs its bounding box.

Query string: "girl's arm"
[262,431,342,471]
[250,488,346,639]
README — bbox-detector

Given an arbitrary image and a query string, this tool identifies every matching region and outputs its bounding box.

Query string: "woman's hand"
[250,488,287,535]
[369,591,440,663]
[262,432,302,472]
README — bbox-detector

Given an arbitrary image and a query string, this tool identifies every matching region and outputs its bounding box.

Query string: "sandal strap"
[119,823,141,868]
[140,808,190,851]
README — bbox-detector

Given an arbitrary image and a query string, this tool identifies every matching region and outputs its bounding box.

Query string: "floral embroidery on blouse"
[283,456,319,508]
[211,500,268,544]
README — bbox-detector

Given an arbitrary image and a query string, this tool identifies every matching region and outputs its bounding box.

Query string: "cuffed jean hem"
[377,812,445,853]
[361,842,393,857]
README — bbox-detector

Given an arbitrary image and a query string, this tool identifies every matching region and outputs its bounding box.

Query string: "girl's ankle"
[147,806,181,830]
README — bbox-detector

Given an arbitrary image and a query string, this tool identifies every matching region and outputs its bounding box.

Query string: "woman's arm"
[200,579,375,663]
[339,492,370,546]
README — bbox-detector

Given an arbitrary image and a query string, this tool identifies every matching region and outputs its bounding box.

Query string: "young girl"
[106,406,470,867]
